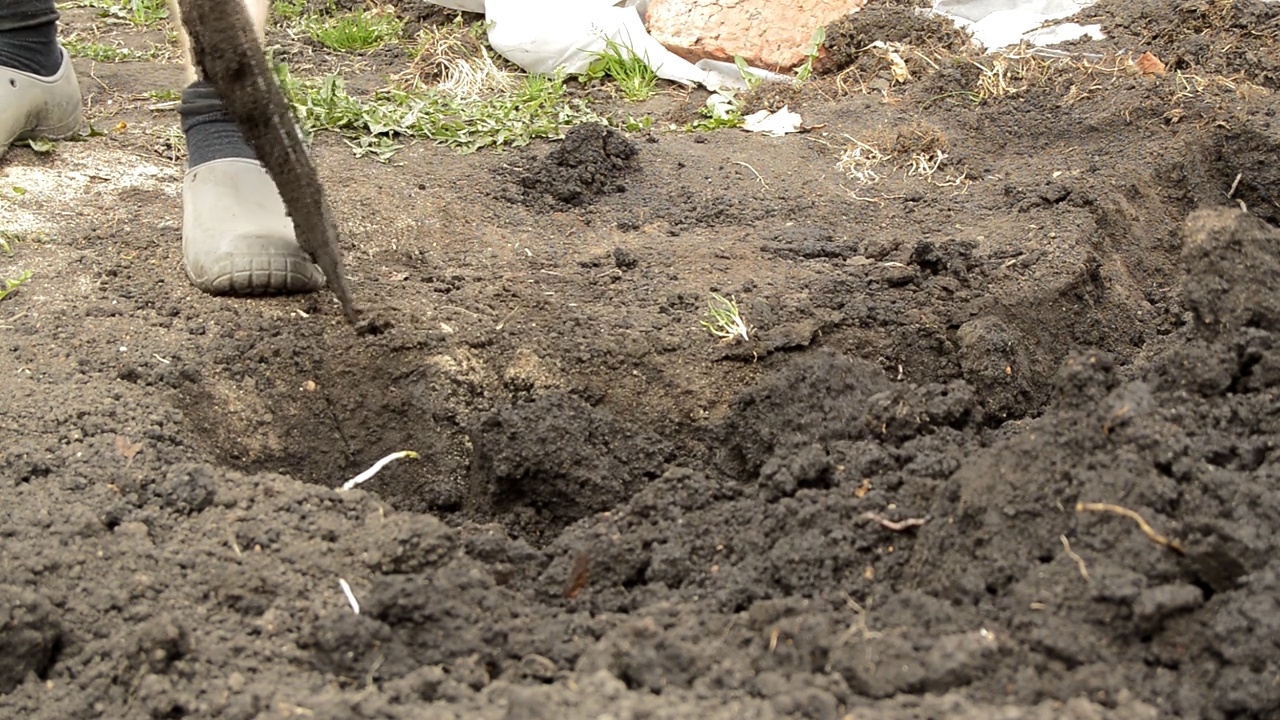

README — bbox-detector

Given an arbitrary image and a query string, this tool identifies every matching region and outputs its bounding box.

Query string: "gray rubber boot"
[0,47,81,159]
[182,157,325,295]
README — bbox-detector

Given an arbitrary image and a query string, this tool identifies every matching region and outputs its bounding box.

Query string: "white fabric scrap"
[742,106,803,136]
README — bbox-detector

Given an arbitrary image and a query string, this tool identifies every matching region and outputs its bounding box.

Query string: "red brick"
[646,0,866,72]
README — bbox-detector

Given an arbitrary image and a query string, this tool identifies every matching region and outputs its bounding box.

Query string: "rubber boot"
[0,47,80,159]
[182,157,325,295]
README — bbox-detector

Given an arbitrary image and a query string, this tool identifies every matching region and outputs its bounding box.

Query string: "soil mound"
[503,122,639,208]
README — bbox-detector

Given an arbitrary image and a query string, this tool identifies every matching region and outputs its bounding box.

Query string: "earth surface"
[4,0,1280,718]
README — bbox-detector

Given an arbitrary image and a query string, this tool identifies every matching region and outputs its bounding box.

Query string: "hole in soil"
[1189,577,1217,604]
[35,634,63,682]
[622,560,650,590]
[175,130,1236,532]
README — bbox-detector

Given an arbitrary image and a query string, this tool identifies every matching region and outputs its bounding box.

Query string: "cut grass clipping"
[276,16,601,157]
[701,293,751,343]
[277,64,599,155]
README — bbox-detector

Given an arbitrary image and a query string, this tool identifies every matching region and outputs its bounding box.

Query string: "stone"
[646,0,866,71]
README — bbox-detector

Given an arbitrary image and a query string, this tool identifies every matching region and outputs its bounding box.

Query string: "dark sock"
[179,81,257,169]
[0,0,62,77]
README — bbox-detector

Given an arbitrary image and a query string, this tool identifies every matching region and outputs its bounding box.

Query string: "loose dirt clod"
[502,122,639,208]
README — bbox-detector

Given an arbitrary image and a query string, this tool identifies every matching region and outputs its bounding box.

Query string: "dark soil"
[5,0,1280,717]
[1080,0,1280,88]
[500,123,640,209]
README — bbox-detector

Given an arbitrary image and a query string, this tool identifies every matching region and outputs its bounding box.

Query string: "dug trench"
[6,2,1280,718]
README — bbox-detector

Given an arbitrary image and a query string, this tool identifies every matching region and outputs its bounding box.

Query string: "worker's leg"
[170,0,324,295]
[0,0,82,159]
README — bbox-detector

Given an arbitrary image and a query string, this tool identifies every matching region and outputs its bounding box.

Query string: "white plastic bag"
[426,0,486,13]
[424,0,775,91]
[931,0,1103,51]
[484,0,732,89]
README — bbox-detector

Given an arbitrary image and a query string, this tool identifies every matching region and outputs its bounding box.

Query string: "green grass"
[276,64,601,154]
[582,37,660,101]
[61,0,168,26]
[301,9,406,52]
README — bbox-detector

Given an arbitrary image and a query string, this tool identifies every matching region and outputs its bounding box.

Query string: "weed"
[144,88,181,112]
[906,149,946,179]
[148,125,186,162]
[700,293,751,343]
[969,51,1052,102]
[0,231,49,253]
[582,37,659,101]
[734,55,762,90]
[690,113,744,131]
[301,7,405,53]
[276,64,600,153]
[0,270,33,302]
[346,135,403,163]
[400,17,515,99]
[795,26,826,82]
[836,137,889,185]
[339,450,420,492]
[689,90,744,131]
[838,123,968,189]
[616,115,654,132]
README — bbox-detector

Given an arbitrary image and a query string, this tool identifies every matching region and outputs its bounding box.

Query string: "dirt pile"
[1087,0,1280,88]
[501,122,639,208]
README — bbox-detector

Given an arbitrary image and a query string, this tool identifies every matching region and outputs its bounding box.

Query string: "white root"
[338,450,420,492]
[338,578,360,615]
